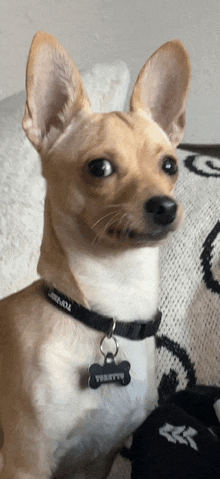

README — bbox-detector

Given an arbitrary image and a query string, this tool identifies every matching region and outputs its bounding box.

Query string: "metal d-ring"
[100,319,119,357]
[107,318,116,338]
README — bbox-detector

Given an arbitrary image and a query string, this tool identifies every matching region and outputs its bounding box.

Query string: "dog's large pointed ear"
[130,41,191,147]
[23,31,91,152]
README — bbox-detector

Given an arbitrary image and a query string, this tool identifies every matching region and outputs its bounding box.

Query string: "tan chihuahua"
[0,32,190,479]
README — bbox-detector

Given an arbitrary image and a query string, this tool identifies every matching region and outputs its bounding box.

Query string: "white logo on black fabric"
[48,291,72,312]
[159,423,198,451]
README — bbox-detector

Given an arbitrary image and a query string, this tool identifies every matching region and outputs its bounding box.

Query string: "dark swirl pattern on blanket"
[184,154,220,177]
[200,221,220,294]
[156,336,196,403]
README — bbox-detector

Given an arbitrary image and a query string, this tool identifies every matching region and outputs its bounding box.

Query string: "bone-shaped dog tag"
[89,352,131,389]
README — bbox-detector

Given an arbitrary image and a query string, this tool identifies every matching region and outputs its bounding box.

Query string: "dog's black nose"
[145,196,177,226]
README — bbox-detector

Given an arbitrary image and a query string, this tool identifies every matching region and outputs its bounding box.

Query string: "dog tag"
[89,352,131,389]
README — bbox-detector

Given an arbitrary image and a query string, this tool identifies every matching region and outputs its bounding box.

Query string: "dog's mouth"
[107,227,170,244]
[104,202,182,246]
[89,203,182,247]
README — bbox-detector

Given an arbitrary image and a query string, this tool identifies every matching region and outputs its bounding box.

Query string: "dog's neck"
[38,198,159,322]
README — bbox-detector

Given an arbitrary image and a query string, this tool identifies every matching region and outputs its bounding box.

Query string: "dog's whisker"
[97,213,121,237]
[120,217,131,240]
[92,212,120,229]
[121,218,131,238]
[91,213,121,245]
[107,213,130,240]
[105,204,123,209]
[118,213,129,228]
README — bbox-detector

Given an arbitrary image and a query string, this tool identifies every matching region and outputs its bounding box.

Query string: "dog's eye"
[162,157,178,176]
[87,159,114,178]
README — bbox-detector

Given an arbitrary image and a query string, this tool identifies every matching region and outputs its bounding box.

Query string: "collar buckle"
[127,321,148,340]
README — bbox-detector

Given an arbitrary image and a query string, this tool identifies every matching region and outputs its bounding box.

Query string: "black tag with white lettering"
[89,353,131,389]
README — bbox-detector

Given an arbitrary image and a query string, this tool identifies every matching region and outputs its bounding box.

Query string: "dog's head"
[23,32,190,251]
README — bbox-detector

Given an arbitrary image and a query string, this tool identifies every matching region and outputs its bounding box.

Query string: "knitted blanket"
[1,62,220,478]
[158,145,220,398]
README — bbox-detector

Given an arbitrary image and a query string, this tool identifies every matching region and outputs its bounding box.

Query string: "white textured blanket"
[158,149,220,397]
[1,62,220,478]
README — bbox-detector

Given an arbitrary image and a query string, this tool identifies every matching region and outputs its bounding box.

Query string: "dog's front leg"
[53,450,118,479]
[83,450,119,479]
[0,415,54,479]
[0,447,52,479]
[1,445,52,479]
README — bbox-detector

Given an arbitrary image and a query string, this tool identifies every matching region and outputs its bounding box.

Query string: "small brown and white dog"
[0,32,190,479]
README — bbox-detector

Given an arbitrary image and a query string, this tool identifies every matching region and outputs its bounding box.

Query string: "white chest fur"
[67,245,160,322]
[34,328,157,470]
[52,213,159,321]
[36,239,159,471]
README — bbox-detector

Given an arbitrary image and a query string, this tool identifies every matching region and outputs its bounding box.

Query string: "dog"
[0,32,190,478]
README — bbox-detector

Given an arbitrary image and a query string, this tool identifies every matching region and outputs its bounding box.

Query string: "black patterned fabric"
[124,386,220,479]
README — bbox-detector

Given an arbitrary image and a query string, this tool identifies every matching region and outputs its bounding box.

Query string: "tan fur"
[0,32,190,478]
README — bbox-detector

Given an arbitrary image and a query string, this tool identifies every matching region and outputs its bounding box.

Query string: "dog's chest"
[34,331,156,468]
[34,247,159,469]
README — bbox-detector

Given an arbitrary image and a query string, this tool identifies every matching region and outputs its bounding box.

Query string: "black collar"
[43,285,161,341]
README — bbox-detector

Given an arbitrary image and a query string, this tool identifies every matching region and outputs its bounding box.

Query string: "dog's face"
[23,32,190,251]
[43,110,180,248]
